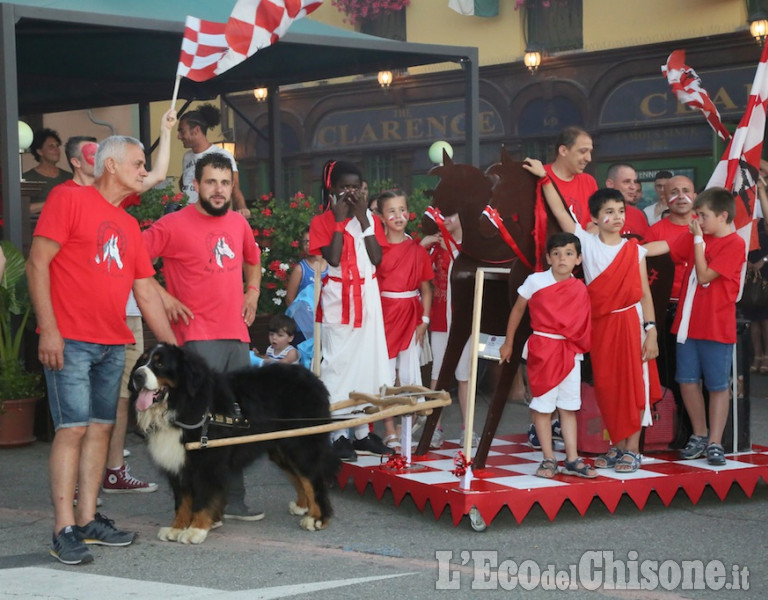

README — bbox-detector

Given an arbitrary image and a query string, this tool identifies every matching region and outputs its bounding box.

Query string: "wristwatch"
[643,321,656,332]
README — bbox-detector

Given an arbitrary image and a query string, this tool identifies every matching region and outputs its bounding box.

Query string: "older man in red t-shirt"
[27,136,176,566]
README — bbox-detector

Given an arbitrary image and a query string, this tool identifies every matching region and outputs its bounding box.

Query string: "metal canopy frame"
[1,1,478,249]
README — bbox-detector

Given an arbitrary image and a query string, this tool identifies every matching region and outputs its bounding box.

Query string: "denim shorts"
[676,338,733,392]
[45,339,125,430]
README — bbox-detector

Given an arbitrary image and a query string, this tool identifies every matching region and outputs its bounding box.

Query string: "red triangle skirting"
[337,442,768,528]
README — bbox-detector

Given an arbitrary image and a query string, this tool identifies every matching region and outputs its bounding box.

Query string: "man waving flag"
[176,0,323,84]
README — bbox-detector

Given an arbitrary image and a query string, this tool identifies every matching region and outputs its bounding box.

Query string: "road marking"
[0,567,416,599]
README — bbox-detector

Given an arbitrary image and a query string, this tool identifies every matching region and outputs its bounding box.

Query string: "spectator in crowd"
[605,163,649,239]
[645,170,674,225]
[23,128,72,214]
[177,103,250,216]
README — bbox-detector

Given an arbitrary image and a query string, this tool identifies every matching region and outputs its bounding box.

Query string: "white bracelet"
[694,235,704,245]
[362,226,374,237]
[421,315,430,324]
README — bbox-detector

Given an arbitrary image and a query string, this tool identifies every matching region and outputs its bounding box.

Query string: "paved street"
[1,371,766,599]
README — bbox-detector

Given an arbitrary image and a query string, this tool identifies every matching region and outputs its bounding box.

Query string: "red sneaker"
[102,464,158,494]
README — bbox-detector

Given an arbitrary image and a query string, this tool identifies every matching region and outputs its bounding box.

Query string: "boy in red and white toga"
[499,232,594,478]
[376,190,433,448]
[645,187,745,466]
[529,157,661,474]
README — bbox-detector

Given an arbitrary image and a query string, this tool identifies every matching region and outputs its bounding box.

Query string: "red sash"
[526,278,591,396]
[588,241,661,442]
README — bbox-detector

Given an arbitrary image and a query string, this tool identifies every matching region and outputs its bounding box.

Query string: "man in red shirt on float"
[605,162,649,240]
[542,126,598,233]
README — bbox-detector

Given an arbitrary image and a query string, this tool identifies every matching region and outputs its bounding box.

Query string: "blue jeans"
[676,338,733,392]
[45,339,125,430]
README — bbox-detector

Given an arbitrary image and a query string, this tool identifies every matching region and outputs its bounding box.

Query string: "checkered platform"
[337,435,768,527]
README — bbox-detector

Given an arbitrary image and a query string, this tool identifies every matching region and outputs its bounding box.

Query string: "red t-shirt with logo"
[34,185,155,344]
[544,164,597,229]
[142,205,261,345]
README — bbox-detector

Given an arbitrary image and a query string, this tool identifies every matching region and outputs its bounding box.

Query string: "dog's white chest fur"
[137,405,186,475]
[148,426,186,474]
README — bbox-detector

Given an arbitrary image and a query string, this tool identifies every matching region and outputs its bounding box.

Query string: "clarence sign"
[313,99,503,150]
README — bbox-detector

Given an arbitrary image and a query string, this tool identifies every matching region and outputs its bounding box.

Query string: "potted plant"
[0,240,43,447]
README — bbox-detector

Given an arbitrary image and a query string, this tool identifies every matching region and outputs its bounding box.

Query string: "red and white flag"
[706,41,768,239]
[176,0,323,83]
[177,16,229,82]
[662,49,731,142]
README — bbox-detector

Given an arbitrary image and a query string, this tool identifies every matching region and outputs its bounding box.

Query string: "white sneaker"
[471,431,480,448]
[430,428,444,449]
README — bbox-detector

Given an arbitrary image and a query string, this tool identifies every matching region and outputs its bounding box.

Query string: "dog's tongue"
[136,389,157,412]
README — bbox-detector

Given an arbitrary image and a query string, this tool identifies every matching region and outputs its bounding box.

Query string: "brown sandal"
[535,458,558,479]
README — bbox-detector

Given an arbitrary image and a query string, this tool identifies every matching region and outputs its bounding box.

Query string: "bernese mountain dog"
[131,343,340,544]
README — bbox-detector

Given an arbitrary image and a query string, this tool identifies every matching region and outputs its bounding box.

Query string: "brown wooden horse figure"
[416,148,543,468]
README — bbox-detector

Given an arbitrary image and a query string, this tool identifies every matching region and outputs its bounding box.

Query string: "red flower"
[295,192,305,199]
[262,208,272,217]
[290,240,300,248]
[269,260,281,271]
[266,282,277,289]
[303,201,311,209]
[409,212,416,221]
[173,192,184,202]
[263,228,273,237]
[252,228,260,237]
[260,194,271,202]
[290,202,298,209]
[275,269,288,281]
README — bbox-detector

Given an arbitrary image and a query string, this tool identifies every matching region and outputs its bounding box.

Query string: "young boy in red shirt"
[645,187,745,465]
[499,232,594,478]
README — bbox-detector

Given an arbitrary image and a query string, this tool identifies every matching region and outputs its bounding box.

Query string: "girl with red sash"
[309,161,393,462]
[376,190,434,448]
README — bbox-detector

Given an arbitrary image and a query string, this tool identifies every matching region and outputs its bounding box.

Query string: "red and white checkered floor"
[337,435,768,528]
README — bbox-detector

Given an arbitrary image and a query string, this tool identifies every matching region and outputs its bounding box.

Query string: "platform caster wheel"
[469,506,486,532]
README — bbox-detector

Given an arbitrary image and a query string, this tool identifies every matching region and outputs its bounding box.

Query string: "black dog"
[131,343,340,544]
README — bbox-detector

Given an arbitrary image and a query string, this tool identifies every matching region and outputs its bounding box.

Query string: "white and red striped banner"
[176,1,322,83]
[706,42,768,239]
[662,50,731,142]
